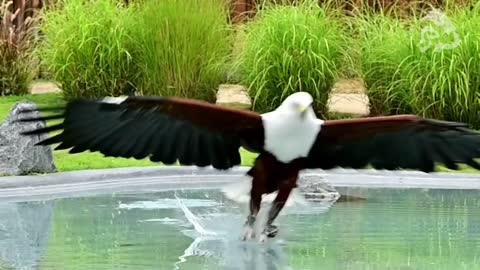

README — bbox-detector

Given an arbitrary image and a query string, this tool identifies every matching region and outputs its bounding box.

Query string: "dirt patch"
[29,81,61,94]
[327,92,370,116]
[328,78,369,116]
[331,78,366,94]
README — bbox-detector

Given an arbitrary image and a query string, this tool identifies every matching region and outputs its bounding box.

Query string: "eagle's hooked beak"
[299,101,313,117]
[299,105,308,113]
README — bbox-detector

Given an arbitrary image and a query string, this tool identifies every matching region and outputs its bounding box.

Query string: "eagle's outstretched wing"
[17,96,265,170]
[305,115,480,172]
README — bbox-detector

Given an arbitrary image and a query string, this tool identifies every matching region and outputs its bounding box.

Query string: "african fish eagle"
[17,92,480,242]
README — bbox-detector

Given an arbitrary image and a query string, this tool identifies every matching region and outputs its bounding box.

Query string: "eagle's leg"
[259,178,296,242]
[241,183,264,240]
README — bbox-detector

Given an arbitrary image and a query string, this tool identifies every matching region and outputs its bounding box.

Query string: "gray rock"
[297,174,340,201]
[0,101,56,176]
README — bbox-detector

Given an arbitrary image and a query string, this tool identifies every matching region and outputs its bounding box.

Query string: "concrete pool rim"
[0,166,479,203]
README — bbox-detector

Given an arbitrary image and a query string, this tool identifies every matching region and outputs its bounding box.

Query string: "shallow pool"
[1,187,479,270]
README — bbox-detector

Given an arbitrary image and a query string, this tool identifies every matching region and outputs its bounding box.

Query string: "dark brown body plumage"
[246,153,305,236]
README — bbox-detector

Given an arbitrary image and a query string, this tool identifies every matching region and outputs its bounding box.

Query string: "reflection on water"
[0,187,479,269]
[0,201,53,270]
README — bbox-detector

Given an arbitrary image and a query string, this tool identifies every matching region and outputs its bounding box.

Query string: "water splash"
[173,193,222,269]
[137,217,181,225]
[174,193,218,236]
[118,198,220,210]
[171,192,297,270]
[170,185,339,269]
[174,235,220,269]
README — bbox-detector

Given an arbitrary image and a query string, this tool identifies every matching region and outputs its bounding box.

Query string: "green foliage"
[38,0,140,99]
[0,0,36,96]
[357,4,480,128]
[134,0,233,102]
[38,0,233,101]
[235,1,346,115]
[355,14,411,115]
[0,92,64,117]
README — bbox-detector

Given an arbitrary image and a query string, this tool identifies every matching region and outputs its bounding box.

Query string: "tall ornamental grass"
[38,0,139,99]
[0,0,37,96]
[235,1,347,115]
[134,0,233,102]
[38,0,232,101]
[357,4,480,128]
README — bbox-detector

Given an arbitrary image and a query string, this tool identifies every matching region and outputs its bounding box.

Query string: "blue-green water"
[1,188,479,270]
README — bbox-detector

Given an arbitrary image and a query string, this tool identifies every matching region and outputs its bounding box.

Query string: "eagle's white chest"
[261,110,322,163]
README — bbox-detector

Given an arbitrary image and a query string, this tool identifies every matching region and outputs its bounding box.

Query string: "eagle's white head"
[261,91,323,163]
[278,91,315,118]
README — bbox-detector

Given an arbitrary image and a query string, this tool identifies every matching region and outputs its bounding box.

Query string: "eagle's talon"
[241,225,255,241]
[259,225,278,243]
[263,224,278,238]
[258,233,268,243]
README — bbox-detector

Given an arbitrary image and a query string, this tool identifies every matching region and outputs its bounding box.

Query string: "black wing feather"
[306,116,480,172]
[17,96,264,170]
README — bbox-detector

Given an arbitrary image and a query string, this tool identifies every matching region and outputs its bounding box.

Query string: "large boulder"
[0,101,56,176]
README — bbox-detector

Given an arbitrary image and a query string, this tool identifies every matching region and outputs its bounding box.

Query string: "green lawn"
[0,92,65,118]
[1,93,478,174]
